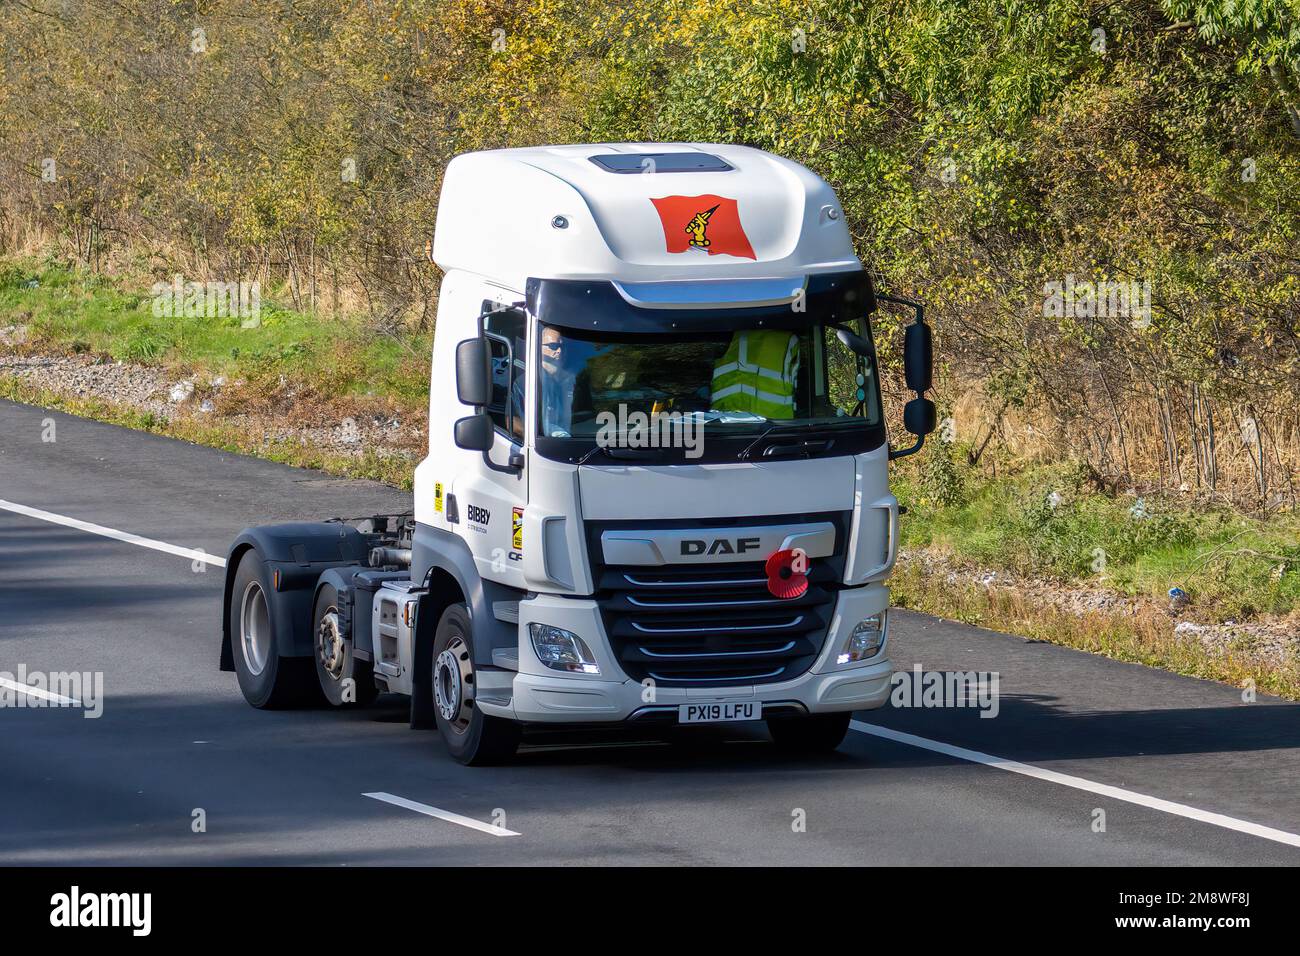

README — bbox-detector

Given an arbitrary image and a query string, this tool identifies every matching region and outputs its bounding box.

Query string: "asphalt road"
[2,398,1298,865]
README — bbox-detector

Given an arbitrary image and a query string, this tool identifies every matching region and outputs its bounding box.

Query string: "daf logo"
[680,536,761,556]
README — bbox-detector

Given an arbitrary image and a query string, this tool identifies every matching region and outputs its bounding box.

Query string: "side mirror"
[453,412,494,452]
[904,321,933,393]
[903,397,936,436]
[877,292,935,461]
[835,326,873,357]
[455,337,491,406]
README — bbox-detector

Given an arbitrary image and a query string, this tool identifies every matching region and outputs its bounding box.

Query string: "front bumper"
[477,584,893,724]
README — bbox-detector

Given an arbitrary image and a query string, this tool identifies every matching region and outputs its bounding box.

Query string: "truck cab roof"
[432,144,861,294]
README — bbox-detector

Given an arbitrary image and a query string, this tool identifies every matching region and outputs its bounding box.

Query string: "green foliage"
[1162,0,1300,69]
[117,325,173,363]
[1014,486,1195,577]
[917,438,967,508]
[896,456,1300,619]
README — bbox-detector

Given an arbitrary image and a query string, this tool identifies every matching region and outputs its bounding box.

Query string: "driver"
[539,326,576,437]
[710,329,800,419]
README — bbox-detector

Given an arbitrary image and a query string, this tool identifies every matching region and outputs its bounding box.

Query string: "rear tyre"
[313,583,379,707]
[432,603,520,765]
[767,712,851,753]
[229,549,321,709]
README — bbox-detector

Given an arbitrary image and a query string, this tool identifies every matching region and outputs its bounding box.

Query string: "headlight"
[837,612,886,665]
[529,623,601,675]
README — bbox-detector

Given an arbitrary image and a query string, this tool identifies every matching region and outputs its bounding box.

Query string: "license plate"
[677,701,762,724]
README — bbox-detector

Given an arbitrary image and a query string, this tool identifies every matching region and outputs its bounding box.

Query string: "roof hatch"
[588,152,734,174]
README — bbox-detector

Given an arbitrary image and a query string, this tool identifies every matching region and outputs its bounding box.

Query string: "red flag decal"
[650,195,756,260]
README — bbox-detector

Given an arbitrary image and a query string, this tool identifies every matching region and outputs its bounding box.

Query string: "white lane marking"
[0,498,225,568]
[0,676,81,705]
[850,721,1300,850]
[363,792,520,837]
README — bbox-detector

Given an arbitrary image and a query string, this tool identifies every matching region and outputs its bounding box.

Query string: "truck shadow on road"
[360,691,1300,770]
[856,692,1300,766]
[274,687,1300,769]
[0,525,223,635]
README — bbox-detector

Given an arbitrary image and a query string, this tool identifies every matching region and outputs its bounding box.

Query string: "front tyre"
[313,583,379,707]
[229,549,321,709]
[767,712,851,753]
[432,603,520,765]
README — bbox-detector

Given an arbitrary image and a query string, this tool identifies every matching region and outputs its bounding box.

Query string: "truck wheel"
[229,549,321,709]
[432,603,520,765]
[767,712,851,753]
[313,583,378,707]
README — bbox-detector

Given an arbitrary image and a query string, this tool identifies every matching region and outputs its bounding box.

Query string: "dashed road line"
[0,498,224,567]
[851,720,1300,850]
[363,792,521,837]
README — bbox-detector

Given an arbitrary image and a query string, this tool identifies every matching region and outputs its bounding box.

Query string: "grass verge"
[0,257,431,409]
[894,451,1300,622]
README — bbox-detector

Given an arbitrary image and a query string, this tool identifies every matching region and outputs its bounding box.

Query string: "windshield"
[534,320,883,463]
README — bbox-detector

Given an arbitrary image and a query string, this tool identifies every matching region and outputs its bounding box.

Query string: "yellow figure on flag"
[685,204,719,248]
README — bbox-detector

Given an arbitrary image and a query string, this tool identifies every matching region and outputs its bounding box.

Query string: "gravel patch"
[0,341,420,463]
[1,351,174,413]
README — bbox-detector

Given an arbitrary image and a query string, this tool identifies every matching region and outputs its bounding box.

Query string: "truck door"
[455,304,528,589]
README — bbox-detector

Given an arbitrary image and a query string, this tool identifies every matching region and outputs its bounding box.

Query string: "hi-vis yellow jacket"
[711,330,800,419]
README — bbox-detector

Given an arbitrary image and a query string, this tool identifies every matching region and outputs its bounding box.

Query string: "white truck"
[220,144,935,764]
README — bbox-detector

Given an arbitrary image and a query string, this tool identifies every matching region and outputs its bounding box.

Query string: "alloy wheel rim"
[433,636,474,733]
[239,581,271,676]
[318,608,344,680]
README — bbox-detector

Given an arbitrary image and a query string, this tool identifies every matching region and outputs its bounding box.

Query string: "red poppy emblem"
[765,548,809,599]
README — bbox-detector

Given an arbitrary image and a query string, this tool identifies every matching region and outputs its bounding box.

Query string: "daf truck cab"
[221,144,936,764]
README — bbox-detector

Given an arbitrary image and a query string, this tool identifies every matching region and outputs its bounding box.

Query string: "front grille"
[590,514,848,687]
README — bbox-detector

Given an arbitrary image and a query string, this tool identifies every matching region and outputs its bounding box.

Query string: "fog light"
[837,612,886,665]
[529,623,601,674]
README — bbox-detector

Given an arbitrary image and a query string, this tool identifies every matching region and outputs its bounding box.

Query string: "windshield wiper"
[736,419,860,460]
[575,443,665,465]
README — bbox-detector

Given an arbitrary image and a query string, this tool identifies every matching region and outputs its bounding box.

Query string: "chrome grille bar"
[626,594,789,609]
[648,667,785,683]
[631,615,805,635]
[638,641,797,659]
[622,572,767,588]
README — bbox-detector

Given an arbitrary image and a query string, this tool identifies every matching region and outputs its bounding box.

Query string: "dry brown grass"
[942,381,1300,510]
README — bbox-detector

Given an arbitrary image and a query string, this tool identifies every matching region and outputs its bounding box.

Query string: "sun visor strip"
[611,276,806,310]
[524,271,875,334]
